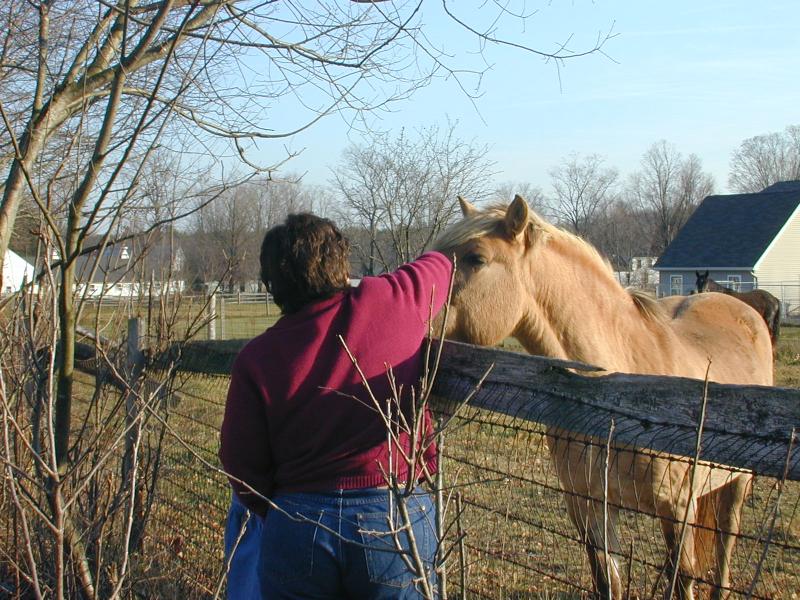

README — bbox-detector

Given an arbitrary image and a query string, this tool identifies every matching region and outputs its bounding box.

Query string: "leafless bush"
[0,271,209,599]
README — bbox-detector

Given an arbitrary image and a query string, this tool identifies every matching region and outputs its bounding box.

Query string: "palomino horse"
[434,196,773,600]
[695,270,781,349]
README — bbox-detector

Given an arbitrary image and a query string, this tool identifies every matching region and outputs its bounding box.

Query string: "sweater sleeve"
[377,251,454,323]
[387,252,452,477]
[219,353,273,516]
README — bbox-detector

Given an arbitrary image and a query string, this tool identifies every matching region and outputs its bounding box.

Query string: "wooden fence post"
[124,318,144,474]
[219,296,226,340]
[780,284,786,318]
[123,318,146,549]
[207,292,217,340]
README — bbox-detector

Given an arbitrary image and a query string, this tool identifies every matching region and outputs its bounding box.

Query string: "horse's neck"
[515,239,655,371]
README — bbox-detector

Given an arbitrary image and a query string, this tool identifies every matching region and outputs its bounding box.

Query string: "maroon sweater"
[219,252,452,515]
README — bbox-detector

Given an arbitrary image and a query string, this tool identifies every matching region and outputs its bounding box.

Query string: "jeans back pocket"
[260,507,319,584]
[357,496,436,589]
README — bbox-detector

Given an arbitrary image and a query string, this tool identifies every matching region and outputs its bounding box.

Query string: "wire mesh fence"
[134,336,800,599]
[435,396,800,598]
[2,297,798,598]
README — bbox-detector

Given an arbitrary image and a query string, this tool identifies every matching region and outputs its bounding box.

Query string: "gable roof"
[655,182,800,270]
[73,231,183,284]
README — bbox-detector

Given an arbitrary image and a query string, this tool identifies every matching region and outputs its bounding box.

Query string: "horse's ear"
[458,195,477,217]
[695,271,701,278]
[504,194,529,239]
[703,270,709,277]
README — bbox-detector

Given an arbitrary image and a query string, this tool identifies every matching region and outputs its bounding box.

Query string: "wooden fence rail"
[174,338,800,480]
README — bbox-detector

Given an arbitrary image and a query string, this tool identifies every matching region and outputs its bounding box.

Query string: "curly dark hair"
[260,213,351,314]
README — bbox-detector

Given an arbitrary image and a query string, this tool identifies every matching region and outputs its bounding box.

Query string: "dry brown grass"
[22,307,797,598]
[775,325,800,388]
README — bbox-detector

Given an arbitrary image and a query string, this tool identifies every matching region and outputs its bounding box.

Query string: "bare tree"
[183,177,317,290]
[493,181,547,213]
[0,2,614,595]
[0,176,208,597]
[728,125,800,193]
[252,178,317,231]
[628,141,714,254]
[591,200,652,272]
[185,186,253,292]
[332,124,495,274]
[0,0,615,283]
[123,147,203,231]
[547,153,618,238]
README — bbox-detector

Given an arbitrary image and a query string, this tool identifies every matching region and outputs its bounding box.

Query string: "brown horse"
[695,270,781,349]
[434,196,773,600]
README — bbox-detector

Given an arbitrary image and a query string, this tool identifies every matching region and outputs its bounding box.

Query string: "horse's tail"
[770,304,781,348]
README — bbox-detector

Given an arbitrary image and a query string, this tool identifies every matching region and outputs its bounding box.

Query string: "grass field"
[67,300,800,597]
[775,324,800,387]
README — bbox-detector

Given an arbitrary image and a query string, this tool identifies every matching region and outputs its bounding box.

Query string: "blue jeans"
[224,493,264,600]
[259,488,438,599]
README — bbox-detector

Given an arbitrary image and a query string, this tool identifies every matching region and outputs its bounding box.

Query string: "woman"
[220,212,452,599]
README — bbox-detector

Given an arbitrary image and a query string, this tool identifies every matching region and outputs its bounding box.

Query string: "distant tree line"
[153,122,795,289]
[8,123,799,290]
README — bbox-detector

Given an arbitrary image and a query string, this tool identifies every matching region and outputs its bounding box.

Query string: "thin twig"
[666,362,711,599]
[602,418,615,600]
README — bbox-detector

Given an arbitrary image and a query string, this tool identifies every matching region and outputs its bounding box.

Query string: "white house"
[2,249,35,295]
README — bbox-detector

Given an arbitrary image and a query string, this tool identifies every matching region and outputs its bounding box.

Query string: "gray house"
[655,181,800,315]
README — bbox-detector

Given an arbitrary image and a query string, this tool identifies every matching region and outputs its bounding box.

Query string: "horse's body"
[435,196,774,600]
[695,270,781,349]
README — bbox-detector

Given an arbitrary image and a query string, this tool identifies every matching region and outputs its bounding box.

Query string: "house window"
[727,275,741,292]
[120,245,130,260]
[670,275,683,296]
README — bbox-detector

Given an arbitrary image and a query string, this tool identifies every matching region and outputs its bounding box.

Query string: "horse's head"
[434,195,537,346]
[695,270,710,293]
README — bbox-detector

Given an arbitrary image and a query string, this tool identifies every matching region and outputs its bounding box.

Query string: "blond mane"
[435,203,664,322]
[629,288,665,323]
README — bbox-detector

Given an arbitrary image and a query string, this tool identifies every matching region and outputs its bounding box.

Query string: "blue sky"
[255,1,800,195]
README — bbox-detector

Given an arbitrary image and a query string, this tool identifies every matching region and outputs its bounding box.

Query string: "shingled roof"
[655,181,800,269]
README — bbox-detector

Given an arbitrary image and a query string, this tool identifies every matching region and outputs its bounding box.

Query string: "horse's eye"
[462,253,486,268]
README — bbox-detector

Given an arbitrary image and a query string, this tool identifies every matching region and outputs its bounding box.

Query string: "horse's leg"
[589,501,623,599]
[701,473,752,600]
[549,433,625,599]
[564,491,623,599]
[657,492,699,600]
